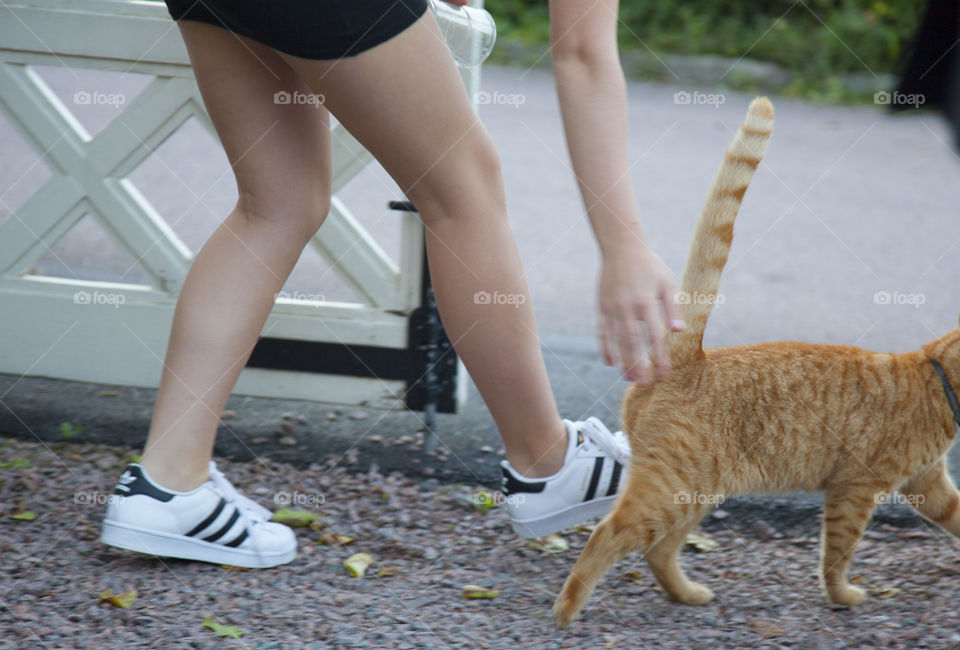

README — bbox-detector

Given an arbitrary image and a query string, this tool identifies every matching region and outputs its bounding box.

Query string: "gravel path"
[3,436,960,649]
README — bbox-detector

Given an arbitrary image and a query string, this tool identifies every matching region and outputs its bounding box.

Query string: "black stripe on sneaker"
[584,457,604,502]
[185,498,226,537]
[605,461,623,497]
[203,508,240,543]
[223,528,249,548]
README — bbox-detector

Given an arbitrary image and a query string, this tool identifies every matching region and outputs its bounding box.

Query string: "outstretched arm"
[549,0,682,384]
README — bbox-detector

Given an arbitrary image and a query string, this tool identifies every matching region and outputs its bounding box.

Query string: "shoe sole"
[509,494,618,538]
[101,520,296,569]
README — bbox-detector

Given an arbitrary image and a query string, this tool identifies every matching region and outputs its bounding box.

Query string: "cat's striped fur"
[554,97,960,627]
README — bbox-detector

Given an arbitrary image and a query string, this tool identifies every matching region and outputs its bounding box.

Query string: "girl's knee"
[406,132,505,225]
[236,187,331,238]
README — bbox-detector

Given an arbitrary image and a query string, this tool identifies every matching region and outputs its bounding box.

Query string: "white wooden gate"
[0,0,477,411]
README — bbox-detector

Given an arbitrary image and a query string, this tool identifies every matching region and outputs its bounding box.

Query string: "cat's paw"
[828,584,866,607]
[552,592,580,628]
[669,582,714,605]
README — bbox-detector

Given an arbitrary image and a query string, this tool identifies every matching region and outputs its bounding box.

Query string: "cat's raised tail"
[669,97,774,367]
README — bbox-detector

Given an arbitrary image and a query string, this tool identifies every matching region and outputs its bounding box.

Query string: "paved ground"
[1,64,960,528]
[4,436,960,649]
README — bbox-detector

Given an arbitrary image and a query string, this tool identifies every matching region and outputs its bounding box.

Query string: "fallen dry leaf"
[344,552,374,578]
[623,571,646,584]
[202,616,245,638]
[684,533,718,552]
[526,533,569,554]
[876,586,901,599]
[462,585,500,600]
[271,508,320,527]
[10,510,36,521]
[99,588,137,608]
[377,567,399,577]
[316,531,355,546]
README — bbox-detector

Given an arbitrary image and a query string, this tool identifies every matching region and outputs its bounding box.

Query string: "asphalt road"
[1,63,959,532]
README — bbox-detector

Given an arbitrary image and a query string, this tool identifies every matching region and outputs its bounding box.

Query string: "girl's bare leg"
[139,24,332,490]
[273,14,570,477]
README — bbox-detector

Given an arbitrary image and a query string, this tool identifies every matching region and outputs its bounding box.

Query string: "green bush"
[484,0,925,101]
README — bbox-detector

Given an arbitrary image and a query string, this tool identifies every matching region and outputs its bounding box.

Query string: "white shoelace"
[208,461,272,522]
[575,417,631,465]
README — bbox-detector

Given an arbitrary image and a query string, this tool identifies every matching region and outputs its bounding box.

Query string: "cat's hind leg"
[820,487,880,606]
[553,472,712,628]
[552,503,638,628]
[642,508,714,605]
[900,460,960,537]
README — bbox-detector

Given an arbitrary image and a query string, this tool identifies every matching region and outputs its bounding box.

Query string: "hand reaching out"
[597,245,685,385]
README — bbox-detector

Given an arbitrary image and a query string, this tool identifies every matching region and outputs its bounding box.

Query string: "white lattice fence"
[0,0,475,410]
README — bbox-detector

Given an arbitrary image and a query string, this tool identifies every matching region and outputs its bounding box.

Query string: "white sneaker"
[500,417,630,538]
[101,462,297,568]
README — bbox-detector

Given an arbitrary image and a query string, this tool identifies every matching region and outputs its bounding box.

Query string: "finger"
[660,282,686,331]
[597,311,615,366]
[644,304,670,375]
[615,315,647,385]
[441,0,469,5]
[598,315,615,366]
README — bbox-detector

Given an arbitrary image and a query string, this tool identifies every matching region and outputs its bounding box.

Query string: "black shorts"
[164,0,429,60]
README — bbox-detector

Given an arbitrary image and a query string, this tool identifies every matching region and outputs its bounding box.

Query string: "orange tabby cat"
[554,97,960,627]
